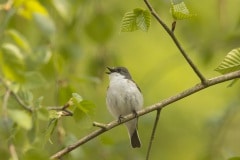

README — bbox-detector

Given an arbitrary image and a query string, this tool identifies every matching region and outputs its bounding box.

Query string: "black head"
[106,66,132,79]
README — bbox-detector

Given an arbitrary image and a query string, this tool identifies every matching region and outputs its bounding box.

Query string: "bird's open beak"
[106,67,114,74]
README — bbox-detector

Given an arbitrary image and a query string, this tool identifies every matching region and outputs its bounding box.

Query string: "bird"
[106,66,143,148]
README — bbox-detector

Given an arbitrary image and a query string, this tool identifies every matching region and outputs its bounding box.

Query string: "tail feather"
[131,130,141,148]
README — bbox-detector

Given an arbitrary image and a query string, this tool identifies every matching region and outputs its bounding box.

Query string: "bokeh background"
[0,0,240,160]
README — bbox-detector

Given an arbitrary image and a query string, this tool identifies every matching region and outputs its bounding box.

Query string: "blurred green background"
[0,0,240,160]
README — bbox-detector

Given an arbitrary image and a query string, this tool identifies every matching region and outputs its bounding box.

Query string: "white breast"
[106,72,143,118]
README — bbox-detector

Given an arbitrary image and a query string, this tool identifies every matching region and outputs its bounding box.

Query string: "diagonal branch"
[50,70,240,159]
[143,0,206,83]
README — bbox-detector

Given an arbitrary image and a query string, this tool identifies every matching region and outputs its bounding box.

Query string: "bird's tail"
[125,119,141,148]
[131,129,141,148]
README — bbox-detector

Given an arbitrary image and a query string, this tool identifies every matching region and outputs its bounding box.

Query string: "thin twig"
[9,143,19,160]
[0,78,32,113]
[10,92,33,113]
[146,109,162,160]
[50,70,240,159]
[143,0,206,83]
[0,78,72,115]
[2,89,11,119]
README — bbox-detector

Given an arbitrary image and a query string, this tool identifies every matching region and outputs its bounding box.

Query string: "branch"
[0,77,73,116]
[10,91,33,113]
[143,0,206,83]
[0,78,33,113]
[146,109,162,160]
[50,70,240,159]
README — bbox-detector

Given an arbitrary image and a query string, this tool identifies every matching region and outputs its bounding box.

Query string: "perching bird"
[106,66,143,148]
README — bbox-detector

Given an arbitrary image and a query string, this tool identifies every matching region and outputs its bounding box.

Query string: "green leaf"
[1,43,24,60]
[17,89,33,106]
[27,110,38,143]
[71,93,95,115]
[72,93,95,121]
[0,43,25,82]
[26,46,52,70]
[8,109,32,130]
[121,8,151,32]
[52,0,71,23]
[33,13,56,37]
[78,100,95,116]
[72,93,83,103]
[6,29,31,53]
[44,118,58,144]
[215,48,240,74]
[170,2,196,20]
[35,96,48,121]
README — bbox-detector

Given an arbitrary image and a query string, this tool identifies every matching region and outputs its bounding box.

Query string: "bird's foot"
[118,115,125,123]
[132,110,138,118]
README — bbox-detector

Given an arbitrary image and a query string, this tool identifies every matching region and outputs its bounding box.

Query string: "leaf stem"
[143,0,206,83]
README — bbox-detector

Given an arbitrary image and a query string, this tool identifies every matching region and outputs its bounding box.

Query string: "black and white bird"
[106,66,143,148]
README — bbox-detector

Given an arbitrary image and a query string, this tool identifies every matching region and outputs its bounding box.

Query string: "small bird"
[106,66,143,148]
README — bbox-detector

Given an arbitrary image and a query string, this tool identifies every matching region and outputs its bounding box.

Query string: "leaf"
[121,8,151,32]
[27,110,38,143]
[15,0,48,19]
[6,29,31,53]
[79,100,96,115]
[52,0,71,22]
[1,43,24,60]
[0,43,25,82]
[73,100,95,123]
[170,2,196,20]
[71,93,95,121]
[8,109,32,130]
[33,13,56,37]
[215,48,240,74]
[71,93,95,115]
[26,46,52,70]
[72,93,83,103]
[44,118,58,144]
[17,88,33,105]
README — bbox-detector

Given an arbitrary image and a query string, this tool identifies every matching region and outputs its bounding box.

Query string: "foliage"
[0,0,239,160]
[120,8,151,32]
[215,48,240,74]
[170,1,196,20]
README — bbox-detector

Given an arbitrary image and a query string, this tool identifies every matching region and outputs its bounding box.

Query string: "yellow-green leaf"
[215,48,240,74]
[44,118,58,144]
[8,109,32,130]
[170,2,196,20]
[121,8,151,32]
[6,29,31,53]
[33,13,56,37]
[0,43,25,82]
[15,0,48,19]
[72,93,83,103]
